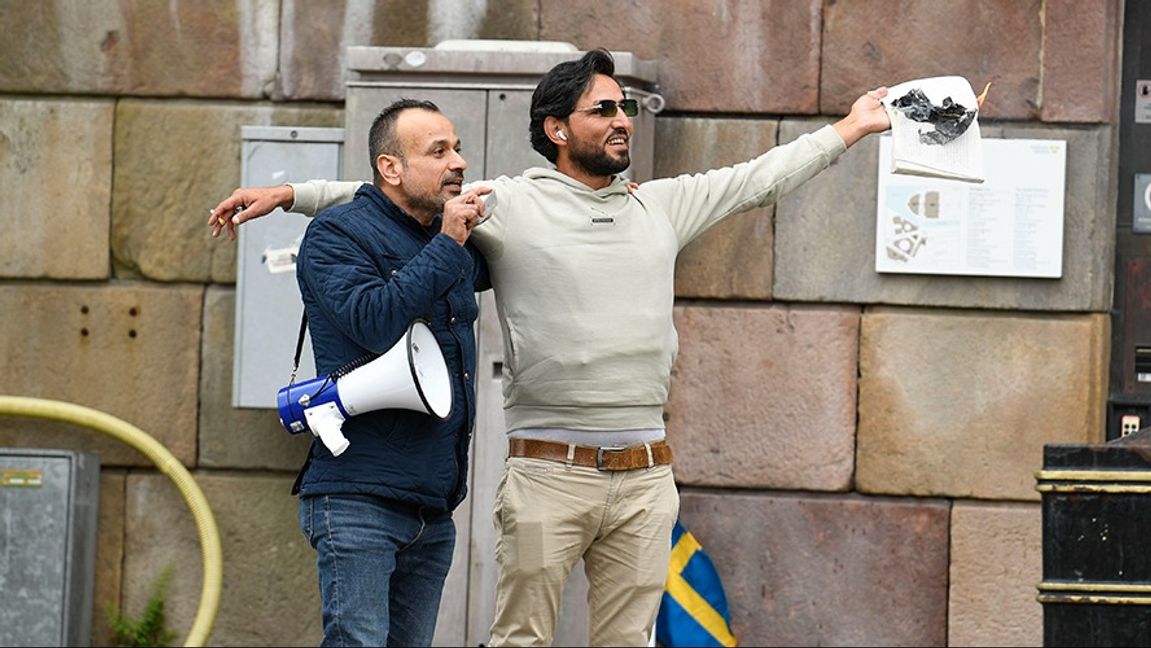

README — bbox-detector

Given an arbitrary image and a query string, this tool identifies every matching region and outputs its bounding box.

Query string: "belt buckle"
[596,446,627,471]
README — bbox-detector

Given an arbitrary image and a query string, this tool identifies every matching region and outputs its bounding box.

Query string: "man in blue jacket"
[293,98,491,646]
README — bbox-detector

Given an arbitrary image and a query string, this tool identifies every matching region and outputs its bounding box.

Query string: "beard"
[404,171,464,215]
[569,138,631,176]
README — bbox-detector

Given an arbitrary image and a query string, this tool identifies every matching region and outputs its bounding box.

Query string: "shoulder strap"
[290,312,308,385]
[289,310,313,496]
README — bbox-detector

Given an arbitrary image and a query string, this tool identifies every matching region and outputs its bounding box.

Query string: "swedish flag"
[656,521,738,647]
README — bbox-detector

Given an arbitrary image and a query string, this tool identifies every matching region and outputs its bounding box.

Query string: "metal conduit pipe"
[0,395,222,647]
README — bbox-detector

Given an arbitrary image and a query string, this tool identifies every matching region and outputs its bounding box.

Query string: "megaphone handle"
[304,403,351,457]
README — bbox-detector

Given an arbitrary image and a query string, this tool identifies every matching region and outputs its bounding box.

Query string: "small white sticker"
[263,246,298,274]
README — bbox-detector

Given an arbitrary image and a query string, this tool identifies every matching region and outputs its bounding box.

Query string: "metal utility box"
[341,40,663,184]
[1037,439,1151,646]
[233,127,343,408]
[0,448,100,647]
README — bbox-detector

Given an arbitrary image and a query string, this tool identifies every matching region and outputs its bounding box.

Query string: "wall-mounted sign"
[875,137,1066,278]
[1137,79,1151,124]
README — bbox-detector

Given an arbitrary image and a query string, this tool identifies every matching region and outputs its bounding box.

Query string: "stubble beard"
[404,171,462,217]
[570,140,630,177]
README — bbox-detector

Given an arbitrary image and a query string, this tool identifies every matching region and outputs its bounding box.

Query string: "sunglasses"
[573,98,640,118]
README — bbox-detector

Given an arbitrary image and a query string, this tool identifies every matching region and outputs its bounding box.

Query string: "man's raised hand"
[208,185,295,240]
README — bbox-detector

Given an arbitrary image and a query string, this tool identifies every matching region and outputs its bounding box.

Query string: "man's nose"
[450,149,467,170]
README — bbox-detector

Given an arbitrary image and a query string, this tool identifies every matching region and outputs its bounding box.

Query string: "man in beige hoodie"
[211,48,889,647]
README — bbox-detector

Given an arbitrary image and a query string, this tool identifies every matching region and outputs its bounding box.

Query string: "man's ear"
[544,116,567,146]
[377,154,403,186]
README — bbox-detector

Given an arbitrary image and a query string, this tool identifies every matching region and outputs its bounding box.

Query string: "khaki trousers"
[487,457,680,647]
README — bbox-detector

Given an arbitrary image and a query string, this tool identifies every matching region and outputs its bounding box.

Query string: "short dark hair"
[368,98,441,182]
[529,48,619,163]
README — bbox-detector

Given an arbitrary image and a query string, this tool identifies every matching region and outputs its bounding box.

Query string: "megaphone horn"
[276,320,453,457]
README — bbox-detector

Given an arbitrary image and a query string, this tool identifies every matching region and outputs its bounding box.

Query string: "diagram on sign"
[881,186,963,265]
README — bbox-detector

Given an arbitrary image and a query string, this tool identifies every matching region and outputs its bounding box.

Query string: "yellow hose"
[0,395,222,647]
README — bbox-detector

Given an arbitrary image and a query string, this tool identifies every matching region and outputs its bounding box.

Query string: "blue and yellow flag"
[656,521,738,647]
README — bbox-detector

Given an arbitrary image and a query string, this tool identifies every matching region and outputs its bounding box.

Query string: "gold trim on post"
[1041,582,1151,594]
[1036,470,1151,482]
[1035,469,1151,493]
[1037,581,1151,605]
[1037,484,1151,493]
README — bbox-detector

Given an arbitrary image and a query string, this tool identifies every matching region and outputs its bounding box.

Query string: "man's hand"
[208,185,295,240]
[833,87,891,148]
[441,187,493,245]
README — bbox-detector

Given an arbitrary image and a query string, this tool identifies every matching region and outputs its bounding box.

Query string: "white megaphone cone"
[276,320,452,456]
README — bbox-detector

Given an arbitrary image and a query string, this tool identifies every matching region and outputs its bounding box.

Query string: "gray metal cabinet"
[233,127,343,408]
[0,449,99,647]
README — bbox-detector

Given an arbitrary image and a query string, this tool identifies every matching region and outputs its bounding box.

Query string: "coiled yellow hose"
[0,395,222,647]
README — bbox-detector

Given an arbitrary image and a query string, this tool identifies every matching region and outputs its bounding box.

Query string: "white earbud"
[555,129,567,141]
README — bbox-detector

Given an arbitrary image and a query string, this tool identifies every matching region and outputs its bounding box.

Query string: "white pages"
[882,76,985,183]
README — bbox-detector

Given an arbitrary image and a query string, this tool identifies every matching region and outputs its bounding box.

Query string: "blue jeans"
[298,495,456,647]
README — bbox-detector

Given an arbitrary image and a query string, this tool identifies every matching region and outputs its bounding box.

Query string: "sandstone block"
[0,0,278,98]
[666,304,858,491]
[1040,0,1122,123]
[857,308,1108,500]
[540,0,822,113]
[678,490,950,646]
[0,97,112,279]
[821,0,1042,119]
[654,116,778,299]
[0,283,201,466]
[949,501,1043,647]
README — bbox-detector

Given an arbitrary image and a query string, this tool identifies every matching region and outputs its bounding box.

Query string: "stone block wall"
[0,1,1122,646]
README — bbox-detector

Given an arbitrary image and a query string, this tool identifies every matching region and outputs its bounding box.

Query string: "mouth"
[606,134,629,149]
[442,176,464,193]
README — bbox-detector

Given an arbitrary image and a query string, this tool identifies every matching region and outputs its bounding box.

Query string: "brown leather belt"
[508,438,673,471]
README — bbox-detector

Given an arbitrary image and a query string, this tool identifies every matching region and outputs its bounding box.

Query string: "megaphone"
[276,320,452,457]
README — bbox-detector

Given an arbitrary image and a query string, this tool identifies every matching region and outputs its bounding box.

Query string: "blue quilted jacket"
[294,183,489,512]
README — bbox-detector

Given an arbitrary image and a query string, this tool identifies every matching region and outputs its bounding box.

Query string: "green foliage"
[105,564,178,648]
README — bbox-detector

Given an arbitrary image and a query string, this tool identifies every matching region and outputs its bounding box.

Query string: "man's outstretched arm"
[208,180,364,239]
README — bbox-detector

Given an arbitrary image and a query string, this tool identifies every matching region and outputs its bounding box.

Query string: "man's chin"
[606,151,631,171]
